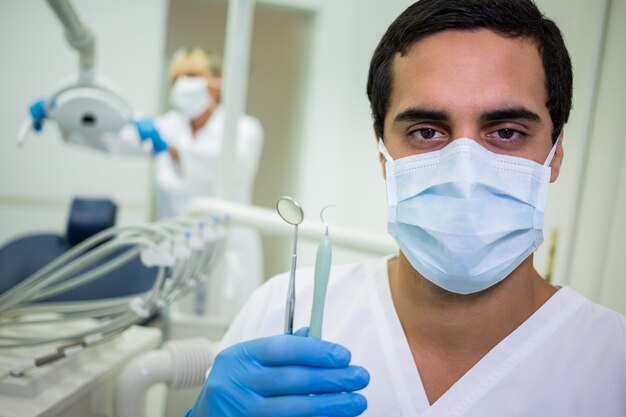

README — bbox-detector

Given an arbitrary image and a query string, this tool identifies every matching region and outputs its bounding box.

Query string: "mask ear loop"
[378,139,393,162]
[543,139,559,168]
[378,139,399,226]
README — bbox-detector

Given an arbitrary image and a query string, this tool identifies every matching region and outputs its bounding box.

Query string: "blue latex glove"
[189,329,370,417]
[135,118,168,154]
[30,98,47,132]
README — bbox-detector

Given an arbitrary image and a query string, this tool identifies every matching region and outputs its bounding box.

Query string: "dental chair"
[0,197,158,300]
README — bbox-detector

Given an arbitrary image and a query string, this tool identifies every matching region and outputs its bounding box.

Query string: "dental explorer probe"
[308,206,334,339]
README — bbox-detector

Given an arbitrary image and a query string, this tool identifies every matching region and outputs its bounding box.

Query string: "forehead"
[389,29,547,115]
[175,58,212,78]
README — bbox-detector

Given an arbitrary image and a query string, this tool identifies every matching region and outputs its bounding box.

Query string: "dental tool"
[276,196,304,335]
[308,206,334,339]
[0,216,229,352]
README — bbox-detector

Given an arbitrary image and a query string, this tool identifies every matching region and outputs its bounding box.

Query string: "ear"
[550,130,565,183]
[208,77,222,104]
[377,137,387,180]
[209,86,220,105]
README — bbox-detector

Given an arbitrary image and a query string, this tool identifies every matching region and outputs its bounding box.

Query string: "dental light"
[17,0,134,148]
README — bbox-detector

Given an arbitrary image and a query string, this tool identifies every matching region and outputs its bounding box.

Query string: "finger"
[242,335,351,368]
[294,327,309,337]
[246,365,370,396]
[256,393,368,417]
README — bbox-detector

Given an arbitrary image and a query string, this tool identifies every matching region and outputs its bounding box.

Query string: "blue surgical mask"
[379,138,557,294]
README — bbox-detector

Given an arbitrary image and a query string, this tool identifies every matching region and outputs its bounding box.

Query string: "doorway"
[164,0,314,280]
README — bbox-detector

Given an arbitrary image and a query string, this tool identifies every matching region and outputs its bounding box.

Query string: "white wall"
[568,0,626,313]
[529,0,608,280]
[0,0,168,243]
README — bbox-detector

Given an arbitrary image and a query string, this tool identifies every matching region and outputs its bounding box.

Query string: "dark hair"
[366,0,572,143]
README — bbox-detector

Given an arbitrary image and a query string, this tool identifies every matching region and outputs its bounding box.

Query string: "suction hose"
[115,338,216,417]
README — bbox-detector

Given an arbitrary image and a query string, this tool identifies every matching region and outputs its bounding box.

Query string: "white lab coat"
[97,107,265,320]
[149,108,262,218]
[220,257,626,416]
[155,108,264,320]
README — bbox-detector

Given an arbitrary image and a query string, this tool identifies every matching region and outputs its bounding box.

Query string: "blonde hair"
[168,47,223,85]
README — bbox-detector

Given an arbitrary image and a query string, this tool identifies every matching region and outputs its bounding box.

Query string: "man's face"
[382,29,561,176]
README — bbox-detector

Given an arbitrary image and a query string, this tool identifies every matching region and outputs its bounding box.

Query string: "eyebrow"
[393,106,542,125]
[394,107,449,124]
[480,107,541,123]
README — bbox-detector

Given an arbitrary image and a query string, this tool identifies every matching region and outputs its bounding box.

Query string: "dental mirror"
[276,196,304,334]
[277,197,304,225]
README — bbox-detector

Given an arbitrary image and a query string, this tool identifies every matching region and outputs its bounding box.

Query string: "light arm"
[45,0,95,82]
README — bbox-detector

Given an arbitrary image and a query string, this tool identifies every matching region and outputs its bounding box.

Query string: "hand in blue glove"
[135,118,168,154]
[30,98,47,132]
[188,329,370,417]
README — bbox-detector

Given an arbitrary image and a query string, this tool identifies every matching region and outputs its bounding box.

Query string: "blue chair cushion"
[67,198,117,246]
[0,198,158,301]
[0,233,158,301]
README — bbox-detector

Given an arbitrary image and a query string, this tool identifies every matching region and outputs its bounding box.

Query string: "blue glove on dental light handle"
[30,98,47,132]
[135,118,168,154]
[186,328,370,417]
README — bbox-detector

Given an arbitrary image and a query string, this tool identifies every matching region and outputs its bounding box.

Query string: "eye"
[486,127,526,142]
[497,128,516,139]
[408,127,446,141]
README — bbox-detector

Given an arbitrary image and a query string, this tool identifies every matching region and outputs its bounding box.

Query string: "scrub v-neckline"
[366,258,584,417]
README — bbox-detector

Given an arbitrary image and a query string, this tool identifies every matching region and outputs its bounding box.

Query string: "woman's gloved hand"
[29,98,47,132]
[188,329,370,417]
[135,118,168,154]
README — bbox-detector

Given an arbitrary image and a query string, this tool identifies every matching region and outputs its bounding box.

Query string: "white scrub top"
[220,257,626,416]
